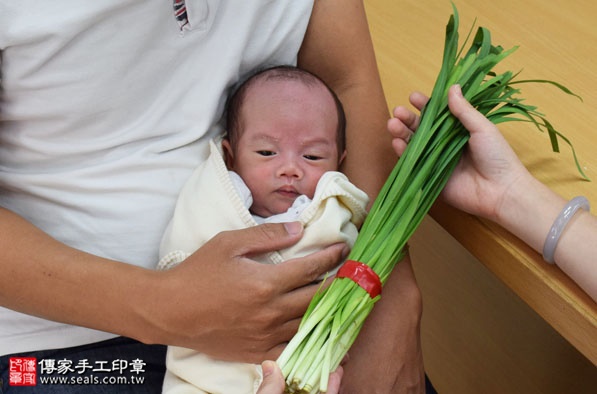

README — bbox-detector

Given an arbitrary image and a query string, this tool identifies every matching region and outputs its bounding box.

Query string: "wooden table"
[364,0,597,381]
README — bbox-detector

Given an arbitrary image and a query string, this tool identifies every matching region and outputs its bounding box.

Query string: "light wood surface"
[363,0,597,377]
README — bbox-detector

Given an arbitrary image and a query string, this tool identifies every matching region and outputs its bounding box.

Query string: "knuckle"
[254,223,280,243]
[255,281,275,303]
[303,262,323,281]
[303,256,337,283]
[250,278,276,302]
[209,230,233,248]
[255,310,280,333]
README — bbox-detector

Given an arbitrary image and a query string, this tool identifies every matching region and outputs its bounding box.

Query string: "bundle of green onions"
[276,4,585,393]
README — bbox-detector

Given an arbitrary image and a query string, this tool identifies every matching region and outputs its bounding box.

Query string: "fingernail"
[341,244,350,260]
[453,84,463,97]
[284,221,303,236]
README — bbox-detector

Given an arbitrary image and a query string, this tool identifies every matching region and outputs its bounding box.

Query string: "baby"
[158,65,368,394]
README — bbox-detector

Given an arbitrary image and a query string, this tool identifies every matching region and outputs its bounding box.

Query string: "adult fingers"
[266,277,333,333]
[409,90,429,111]
[389,106,419,135]
[257,361,286,394]
[218,222,304,258]
[256,357,343,394]
[259,246,346,340]
[387,106,417,157]
[448,84,497,136]
[326,365,344,394]
[447,84,519,161]
[260,244,346,326]
[273,243,348,291]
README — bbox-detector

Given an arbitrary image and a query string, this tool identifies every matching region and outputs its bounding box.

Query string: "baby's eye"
[257,150,276,156]
[304,155,322,161]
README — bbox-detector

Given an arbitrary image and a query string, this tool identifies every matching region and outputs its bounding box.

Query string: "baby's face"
[227,79,343,218]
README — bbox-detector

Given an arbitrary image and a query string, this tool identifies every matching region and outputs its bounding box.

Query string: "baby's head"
[223,65,346,218]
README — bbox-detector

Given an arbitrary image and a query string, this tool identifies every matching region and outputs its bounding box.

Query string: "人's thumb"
[283,221,303,236]
[231,222,303,257]
[448,84,486,134]
[257,361,285,394]
[261,360,277,378]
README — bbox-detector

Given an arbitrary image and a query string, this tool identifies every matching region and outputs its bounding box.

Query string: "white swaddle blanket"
[158,138,368,394]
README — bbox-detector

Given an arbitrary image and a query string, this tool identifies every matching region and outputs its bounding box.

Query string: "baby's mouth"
[276,186,299,199]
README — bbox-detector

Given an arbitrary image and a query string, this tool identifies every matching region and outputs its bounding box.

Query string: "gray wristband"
[542,196,590,264]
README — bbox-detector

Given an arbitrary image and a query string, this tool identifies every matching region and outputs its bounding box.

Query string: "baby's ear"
[221,138,235,169]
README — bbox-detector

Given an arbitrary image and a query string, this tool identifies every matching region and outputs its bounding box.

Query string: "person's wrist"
[124,267,172,346]
[494,170,539,226]
[496,171,568,254]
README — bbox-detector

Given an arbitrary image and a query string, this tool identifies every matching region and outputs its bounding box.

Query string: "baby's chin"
[251,200,295,218]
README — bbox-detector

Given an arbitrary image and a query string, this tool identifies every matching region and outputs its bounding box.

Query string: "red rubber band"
[336,260,382,298]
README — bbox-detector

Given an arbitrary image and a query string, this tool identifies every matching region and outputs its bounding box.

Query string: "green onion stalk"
[276,4,586,393]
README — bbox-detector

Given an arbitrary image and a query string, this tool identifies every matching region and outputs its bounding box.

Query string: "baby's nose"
[277,159,303,179]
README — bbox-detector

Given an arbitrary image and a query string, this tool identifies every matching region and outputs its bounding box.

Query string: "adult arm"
[298,0,394,200]
[445,85,597,302]
[494,166,597,301]
[298,1,426,392]
[0,207,346,361]
[389,84,597,302]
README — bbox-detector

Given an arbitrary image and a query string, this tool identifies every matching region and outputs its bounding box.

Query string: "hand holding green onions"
[277,4,585,393]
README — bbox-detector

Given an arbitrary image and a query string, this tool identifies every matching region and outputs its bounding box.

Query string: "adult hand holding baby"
[147,221,348,363]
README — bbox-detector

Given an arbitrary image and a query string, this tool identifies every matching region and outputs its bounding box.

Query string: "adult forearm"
[555,208,597,300]
[497,175,597,300]
[342,255,425,393]
[496,174,567,254]
[338,81,395,201]
[298,0,395,202]
[2,206,352,361]
[0,207,156,343]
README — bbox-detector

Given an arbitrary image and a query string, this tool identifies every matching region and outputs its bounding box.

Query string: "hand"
[442,84,529,221]
[144,222,348,363]
[256,361,286,394]
[388,84,530,222]
[386,91,428,157]
[257,361,343,394]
